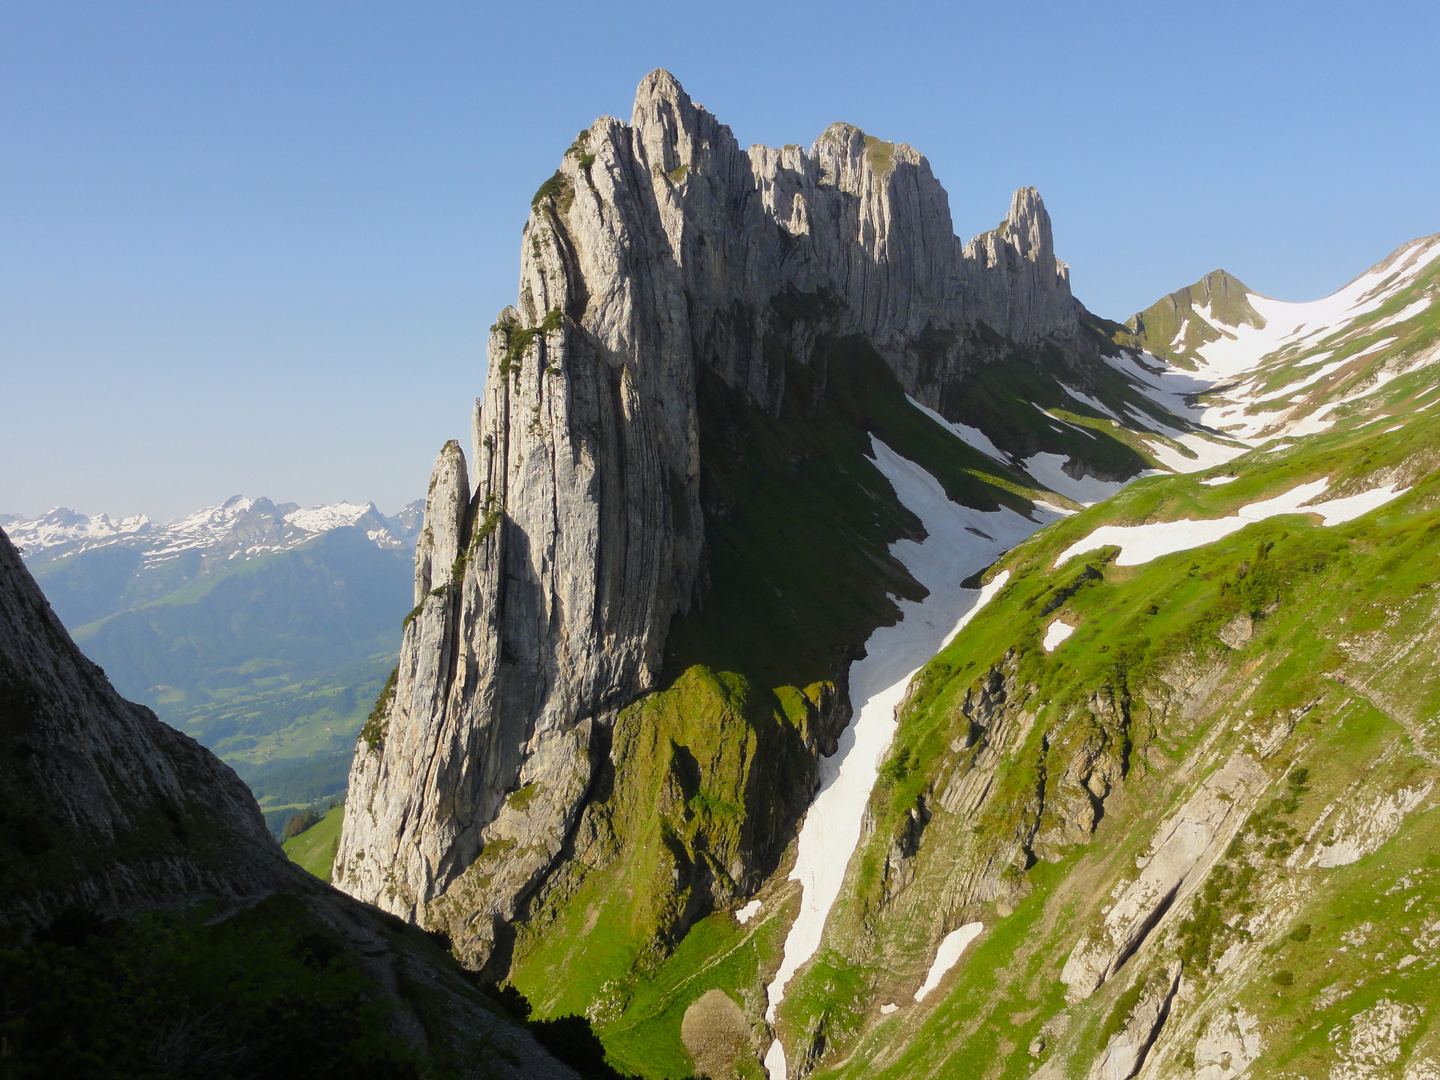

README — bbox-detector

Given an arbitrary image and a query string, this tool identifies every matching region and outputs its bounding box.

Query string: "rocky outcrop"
[1061,753,1267,1002]
[1085,962,1182,1080]
[336,69,1114,963]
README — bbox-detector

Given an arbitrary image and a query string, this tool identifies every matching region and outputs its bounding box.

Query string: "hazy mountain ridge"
[7,494,423,566]
[10,494,423,834]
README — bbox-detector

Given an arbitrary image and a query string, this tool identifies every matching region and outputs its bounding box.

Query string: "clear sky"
[3,1,1437,521]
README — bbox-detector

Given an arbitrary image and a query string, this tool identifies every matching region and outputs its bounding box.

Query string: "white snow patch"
[907,396,1010,465]
[1021,452,1125,506]
[1032,499,1078,517]
[764,1040,787,1080]
[1144,433,1247,474]
[914,923,984,1002]
[1199,475,1237,486]
[1043,620,1076,652]
[1276,355,1349,394]
[764,442,1042,1025]
[285,501,375,532]
[1383,424,1403,434]
[1055,479,1410,568]
[1060,384,1126,423]
[1168,318,1190,352]
[880,1003,899,1015]
[1371,296,1432,332]
[735,900,762,924]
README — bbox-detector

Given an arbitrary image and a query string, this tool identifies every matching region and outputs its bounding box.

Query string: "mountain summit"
[334,70,1211,977]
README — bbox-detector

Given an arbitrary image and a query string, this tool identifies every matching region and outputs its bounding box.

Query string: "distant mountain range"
[3,495,422,832]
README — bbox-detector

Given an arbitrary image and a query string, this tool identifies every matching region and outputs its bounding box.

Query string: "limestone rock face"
[336,69,1097,957]
[1060,753,1267,1003]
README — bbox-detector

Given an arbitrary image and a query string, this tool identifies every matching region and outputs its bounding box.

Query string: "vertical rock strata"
[336,70,1091,960]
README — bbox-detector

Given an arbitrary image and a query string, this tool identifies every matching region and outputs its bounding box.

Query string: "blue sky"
[2,1,1437,521]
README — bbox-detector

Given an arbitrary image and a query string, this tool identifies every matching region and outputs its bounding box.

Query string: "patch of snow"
[1371,296,1432,332]
[1144,433,1247,474]
[764,1040,787,1080]
[1043,620,1076,652]
[914,923,984,1002]
[1060,384,1127,423]
[907,396,1011,464]
[1168,318,1190,352]
[1021,453,1126,506]
[1032,499,1077,517]
[1055,479,1409,568]
[764,442,1044,1025]
[286,501,375,533]
[735,900,762,924]
[1383,424,1403,434]
[880,1002,899,1015]
[1199,475,1237,486]
[1265,442,1295,453]
[1276,354,1349,394]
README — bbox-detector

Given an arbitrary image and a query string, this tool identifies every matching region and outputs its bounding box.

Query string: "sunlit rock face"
[335,68,1087,968]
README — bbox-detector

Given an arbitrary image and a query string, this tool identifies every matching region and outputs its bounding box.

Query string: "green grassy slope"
[283,803,345,881]
[773,340,1440,1076]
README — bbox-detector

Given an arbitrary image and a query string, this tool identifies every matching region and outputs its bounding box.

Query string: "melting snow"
[1371,296,1432,332]
[1043,620,1076,652]
[285,501,375,532]
[1021,453,1125,506]
[1200,475,1237,486]
[1055,479,1410,568]
[735,900,762,924]
[880,1003,899,1015]
[906,397,1011,465]
[914,923,984,1002]
[764,1040,788,1080]
[763,440,1041,1034]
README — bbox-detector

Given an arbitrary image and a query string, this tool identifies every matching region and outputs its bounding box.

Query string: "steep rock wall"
[337,69,1103,960]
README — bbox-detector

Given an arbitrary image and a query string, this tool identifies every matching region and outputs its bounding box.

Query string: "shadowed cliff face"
[0,524,593,1079]
[334,69,1113,966]
[0,526,294,935]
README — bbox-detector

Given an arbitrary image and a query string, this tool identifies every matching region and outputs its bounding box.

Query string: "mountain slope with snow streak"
[1115,234,1440,450]
[756,231,1440,1080]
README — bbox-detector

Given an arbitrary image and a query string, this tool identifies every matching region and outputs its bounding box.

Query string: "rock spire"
[335,69,1089,965]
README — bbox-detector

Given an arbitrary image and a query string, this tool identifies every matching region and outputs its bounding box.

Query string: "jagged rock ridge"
[335,69,1159,968]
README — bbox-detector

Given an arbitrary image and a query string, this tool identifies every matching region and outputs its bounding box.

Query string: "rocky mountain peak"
[1002,184,1054,265]
[336,70,1124,962]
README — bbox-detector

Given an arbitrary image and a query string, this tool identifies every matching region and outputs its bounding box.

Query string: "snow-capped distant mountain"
[5,495,425,566]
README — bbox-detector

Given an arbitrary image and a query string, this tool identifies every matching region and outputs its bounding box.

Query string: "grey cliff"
[336,69,1100,963]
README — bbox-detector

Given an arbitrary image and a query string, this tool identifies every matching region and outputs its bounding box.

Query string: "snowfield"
[1055,480,1410,568]
[914,922,985,1002]
[1043,619,1076,651]
[762,440,1047,1074]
